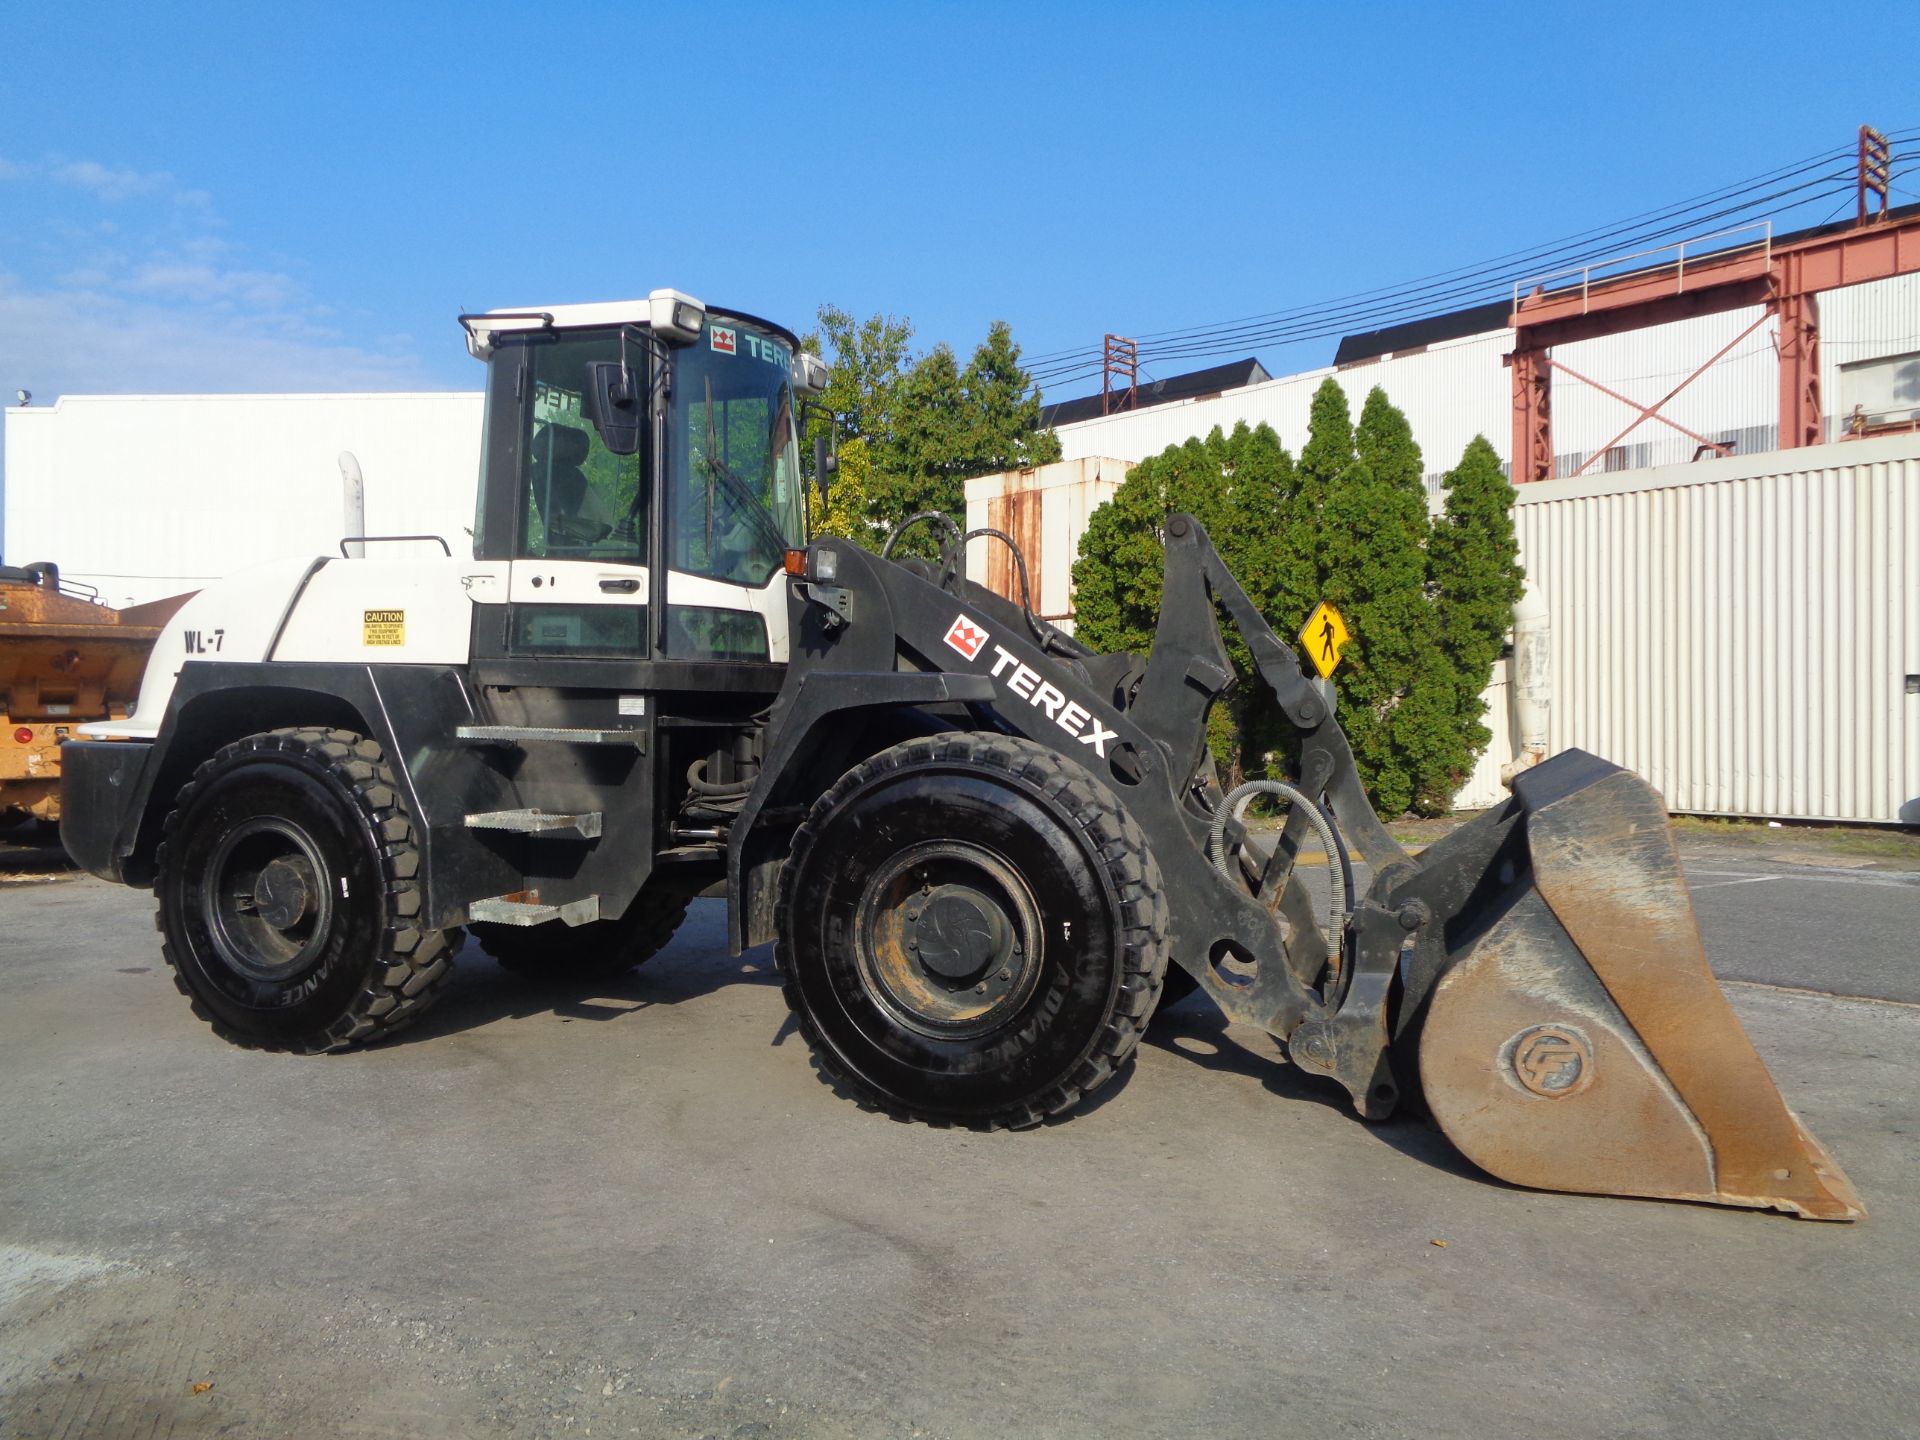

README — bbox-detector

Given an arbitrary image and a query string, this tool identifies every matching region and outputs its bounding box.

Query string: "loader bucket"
[1414,754,1864,1220]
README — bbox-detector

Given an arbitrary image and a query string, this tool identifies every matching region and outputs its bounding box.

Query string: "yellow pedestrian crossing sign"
[1300,601,1350,679]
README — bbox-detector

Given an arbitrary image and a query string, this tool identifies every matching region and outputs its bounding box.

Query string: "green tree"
[804,308,1061,549]
[879,342,971,534]
[1071,453,1177,660]
[1284,378,1354,626]
[1072,422,1302,784]
[1429,434,1527,766]
[961,320,1062,474]
[1072,381,1521,815]
[868,324,1062,551]
[803,306,913,457]
[1317,388,1455,815]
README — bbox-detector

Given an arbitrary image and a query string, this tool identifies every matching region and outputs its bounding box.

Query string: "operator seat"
[532,424,600,546]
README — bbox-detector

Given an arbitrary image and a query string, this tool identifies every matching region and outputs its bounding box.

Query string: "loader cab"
[462,293,816,668]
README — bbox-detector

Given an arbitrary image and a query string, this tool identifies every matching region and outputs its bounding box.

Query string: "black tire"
[154,727,456,1052]
[472,878,695,983]
[776,733,1170,1129]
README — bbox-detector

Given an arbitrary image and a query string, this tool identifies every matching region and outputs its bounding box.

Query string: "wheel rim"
[852,841,1044,1039]
[200,817,336,981]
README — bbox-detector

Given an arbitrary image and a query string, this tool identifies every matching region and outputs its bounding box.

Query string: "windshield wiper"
[701,376,792,560]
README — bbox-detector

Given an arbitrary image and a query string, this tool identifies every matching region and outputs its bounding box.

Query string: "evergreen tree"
[876,342,970,543]
[1430,434,1527,767]
[1070,383,1523,815]
[1072,423,1301,783]
[1316,387,1454,815]
[961,321,1062,474]
[1070,451,1177,660]
[1285,377,1354,625]
[1214,421,1299,778]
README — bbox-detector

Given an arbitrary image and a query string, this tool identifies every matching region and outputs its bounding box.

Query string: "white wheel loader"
[60,291,1862,1219]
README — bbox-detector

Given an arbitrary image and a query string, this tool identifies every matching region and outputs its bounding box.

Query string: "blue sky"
[2,1,1916,407]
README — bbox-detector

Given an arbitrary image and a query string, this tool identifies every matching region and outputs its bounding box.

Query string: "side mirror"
[584,361,642,455]
[812,435,837,502]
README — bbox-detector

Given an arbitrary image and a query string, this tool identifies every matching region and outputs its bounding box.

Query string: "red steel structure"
[1859,125,1891,225]
[1507,130,1920,482]
[1102,333,1139,415]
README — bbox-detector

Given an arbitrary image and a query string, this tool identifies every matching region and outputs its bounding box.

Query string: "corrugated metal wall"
[1510,433,1920,823]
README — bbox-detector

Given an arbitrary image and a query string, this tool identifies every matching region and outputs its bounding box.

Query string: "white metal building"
[3,392,482,606]
[1051,274,1920,495]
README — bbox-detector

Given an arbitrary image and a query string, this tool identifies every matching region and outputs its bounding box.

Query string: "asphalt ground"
[1,837,1917,1439]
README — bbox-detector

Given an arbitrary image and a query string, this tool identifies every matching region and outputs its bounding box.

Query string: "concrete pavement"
[1,870,1916,1439]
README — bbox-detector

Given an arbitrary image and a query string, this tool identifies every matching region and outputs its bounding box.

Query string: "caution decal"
[363,609,406,646]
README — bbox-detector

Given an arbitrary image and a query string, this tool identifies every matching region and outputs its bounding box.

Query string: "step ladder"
[466,891,602,927]
[464,808,604,839]
[456,724,647,750]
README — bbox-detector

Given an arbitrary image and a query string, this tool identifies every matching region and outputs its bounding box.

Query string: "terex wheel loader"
[60,291,1862,1219]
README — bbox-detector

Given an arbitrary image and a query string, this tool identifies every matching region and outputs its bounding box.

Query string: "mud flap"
[1416,754,1864,1221]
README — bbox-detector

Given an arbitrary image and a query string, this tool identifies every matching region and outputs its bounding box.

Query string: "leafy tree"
[1430,434,1527,764]
[961,321,1062,474]
[878,342,971,535]
[803,307,1062,550]
[803,307,913,458]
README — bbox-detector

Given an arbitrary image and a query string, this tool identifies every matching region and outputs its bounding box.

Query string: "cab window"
[519,334,646,564]
[667,319,805,587]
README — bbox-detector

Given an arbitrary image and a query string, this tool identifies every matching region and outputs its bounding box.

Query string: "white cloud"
[0,157,22,181]
[49,160,179,203]
[124,262,304,309]
[0,159,448,400]
[0,271,433,396]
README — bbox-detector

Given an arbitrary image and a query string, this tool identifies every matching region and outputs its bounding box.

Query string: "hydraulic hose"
[686,757,753,798]
[1208,781,1349,955]
[961,525,1078,659]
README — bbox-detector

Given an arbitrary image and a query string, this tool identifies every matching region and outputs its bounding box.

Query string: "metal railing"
[1514,222,1774,316]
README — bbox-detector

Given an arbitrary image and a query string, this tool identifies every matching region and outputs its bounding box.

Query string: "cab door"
[479,330,654,662]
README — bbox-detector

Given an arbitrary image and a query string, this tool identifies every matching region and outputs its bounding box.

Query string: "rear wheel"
[776,734,1169,1128]
[155,727,456,1052]
[472,878,695,982]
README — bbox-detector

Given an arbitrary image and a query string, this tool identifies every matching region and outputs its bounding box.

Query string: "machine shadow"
[389,933,785,1045]
[386,935,1487,1188]
[1143,993,1492,1186]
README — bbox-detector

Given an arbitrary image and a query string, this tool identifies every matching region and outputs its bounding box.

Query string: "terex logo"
[986,645,1121,757]
[944,615,989,661]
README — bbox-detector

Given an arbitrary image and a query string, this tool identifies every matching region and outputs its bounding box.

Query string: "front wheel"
[776,734,1169,1128]
[154,727,456,1052]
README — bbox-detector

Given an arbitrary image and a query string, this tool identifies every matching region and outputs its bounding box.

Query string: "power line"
[1026,128,1917,389]
[1021,141,1858,367]
[1029,168,1856,379]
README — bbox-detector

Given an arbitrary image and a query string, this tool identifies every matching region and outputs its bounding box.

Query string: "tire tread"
[775,732,1170,1130]
[153,725,456,1053]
